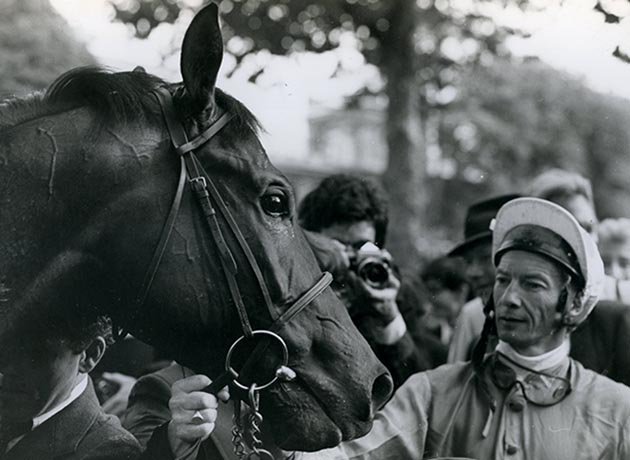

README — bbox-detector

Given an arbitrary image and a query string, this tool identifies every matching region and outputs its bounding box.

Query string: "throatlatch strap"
[136,157,187,309]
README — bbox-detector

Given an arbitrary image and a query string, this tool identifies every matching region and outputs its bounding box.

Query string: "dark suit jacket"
[571,300,630,386]
[123,364,236,460]
[3,379,141,460]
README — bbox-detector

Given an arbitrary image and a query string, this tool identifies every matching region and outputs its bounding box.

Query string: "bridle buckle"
[189,175,207,189]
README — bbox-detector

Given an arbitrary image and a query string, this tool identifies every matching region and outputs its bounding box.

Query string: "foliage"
[109,0,518,100]
[593,0,630,62]
[428,58,630,242]
[0,0,94,97]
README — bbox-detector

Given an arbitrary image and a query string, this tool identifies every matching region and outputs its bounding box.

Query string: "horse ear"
[181,2,223,111]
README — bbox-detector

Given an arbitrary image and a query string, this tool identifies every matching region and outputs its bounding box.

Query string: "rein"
[137,87,332,459]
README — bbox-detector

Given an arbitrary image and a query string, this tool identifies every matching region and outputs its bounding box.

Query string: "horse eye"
[261,191,289,217]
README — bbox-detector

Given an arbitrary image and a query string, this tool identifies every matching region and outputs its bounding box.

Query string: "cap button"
[506,444,518,455]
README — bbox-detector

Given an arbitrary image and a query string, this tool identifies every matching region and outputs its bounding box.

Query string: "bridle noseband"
[133,87,332,459]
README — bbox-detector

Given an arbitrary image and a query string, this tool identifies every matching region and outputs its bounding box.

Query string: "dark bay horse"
[0,4,392,451]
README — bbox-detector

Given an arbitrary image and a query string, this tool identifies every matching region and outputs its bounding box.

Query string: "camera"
[349,242,392,289]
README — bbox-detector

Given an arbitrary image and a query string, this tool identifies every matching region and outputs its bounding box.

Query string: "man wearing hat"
[448,194,520,363]
[311,197,630,459]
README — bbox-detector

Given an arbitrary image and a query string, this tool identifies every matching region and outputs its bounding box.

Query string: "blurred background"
[3,0,630,269]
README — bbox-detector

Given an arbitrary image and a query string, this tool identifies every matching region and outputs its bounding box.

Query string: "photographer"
[299,174,433,387]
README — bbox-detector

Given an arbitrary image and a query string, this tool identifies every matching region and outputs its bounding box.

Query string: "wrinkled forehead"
[495,248,567,278]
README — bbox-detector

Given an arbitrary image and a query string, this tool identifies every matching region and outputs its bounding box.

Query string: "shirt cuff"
[371,314,407,345]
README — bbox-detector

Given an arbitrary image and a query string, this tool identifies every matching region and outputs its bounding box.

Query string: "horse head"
[0,4,392,451]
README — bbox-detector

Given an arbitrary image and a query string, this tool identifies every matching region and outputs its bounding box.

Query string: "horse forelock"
[0,66,263,139]
[44,66,166,126]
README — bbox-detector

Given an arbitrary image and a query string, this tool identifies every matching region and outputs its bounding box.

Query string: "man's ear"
[560,288,585,329]
[78,337,107,374]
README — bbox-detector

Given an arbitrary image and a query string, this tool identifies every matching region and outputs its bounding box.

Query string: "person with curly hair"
[299,174,435,386]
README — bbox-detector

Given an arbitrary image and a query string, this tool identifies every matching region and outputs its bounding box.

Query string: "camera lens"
[359,261,389,289]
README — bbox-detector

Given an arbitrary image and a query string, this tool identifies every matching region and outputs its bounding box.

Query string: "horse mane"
[0,66,261,133]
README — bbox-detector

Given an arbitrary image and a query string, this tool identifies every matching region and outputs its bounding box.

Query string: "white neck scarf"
[496,339,570,373]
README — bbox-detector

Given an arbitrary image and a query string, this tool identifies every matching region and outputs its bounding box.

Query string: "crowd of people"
[3,168,630,459]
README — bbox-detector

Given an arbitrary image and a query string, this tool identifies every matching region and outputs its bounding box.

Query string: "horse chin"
[264,382,370,452]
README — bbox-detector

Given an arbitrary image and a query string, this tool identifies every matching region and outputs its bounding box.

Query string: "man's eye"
[525,281,544,290]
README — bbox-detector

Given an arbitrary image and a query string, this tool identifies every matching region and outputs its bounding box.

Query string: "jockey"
[309,197,630,459]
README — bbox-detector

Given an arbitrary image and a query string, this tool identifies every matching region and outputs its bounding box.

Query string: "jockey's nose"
[497,280,522,309]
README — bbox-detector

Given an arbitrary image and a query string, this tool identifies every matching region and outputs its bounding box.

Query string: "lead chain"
[230,389,275,460]
[248,384,263,452]
[232,399,247,460]
[246,384,274,460]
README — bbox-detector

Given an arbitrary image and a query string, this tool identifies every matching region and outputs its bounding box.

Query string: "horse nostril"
[371,372,394,414]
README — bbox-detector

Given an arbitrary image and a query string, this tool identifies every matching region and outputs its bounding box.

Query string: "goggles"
[489,352,572,407]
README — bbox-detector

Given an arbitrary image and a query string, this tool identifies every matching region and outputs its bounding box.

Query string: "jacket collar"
[6,378,101,459]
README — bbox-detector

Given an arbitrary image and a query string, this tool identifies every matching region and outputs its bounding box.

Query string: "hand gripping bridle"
[137,87,333,459]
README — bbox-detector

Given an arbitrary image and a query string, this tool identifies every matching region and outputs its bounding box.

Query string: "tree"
[427,57,630,242]
[593,0,630,62]
[0,0,95,96]
[109,0,525,268]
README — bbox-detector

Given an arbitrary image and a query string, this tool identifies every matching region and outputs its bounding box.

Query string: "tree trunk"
[380,1,425,270]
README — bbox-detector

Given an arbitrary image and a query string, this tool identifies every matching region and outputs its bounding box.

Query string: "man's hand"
[346,267,408,345]
[167,375,229,458]
[346,263,401,324]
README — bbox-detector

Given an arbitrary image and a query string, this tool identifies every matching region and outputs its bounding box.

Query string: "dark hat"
[449,194,521,256]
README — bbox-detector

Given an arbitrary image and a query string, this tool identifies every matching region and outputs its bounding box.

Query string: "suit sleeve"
[84,436,143,460]
[122,368,220,460]
[121,372,174,450]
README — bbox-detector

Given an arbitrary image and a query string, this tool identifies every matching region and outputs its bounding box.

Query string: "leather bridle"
[137,86,332,402]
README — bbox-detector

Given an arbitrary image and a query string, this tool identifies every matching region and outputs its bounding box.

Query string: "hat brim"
[492,199,586,274]
[449,232,492,257]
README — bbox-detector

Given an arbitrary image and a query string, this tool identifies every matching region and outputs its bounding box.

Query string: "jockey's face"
[493,250,572,356]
